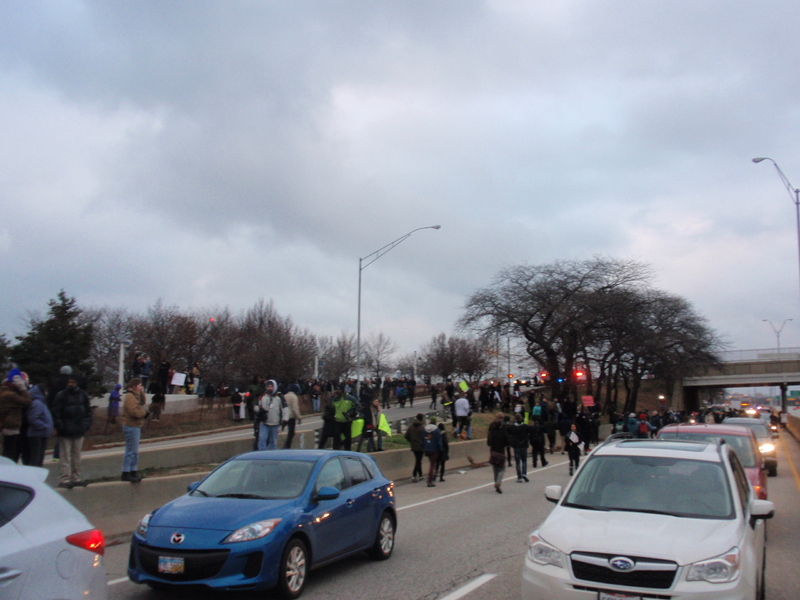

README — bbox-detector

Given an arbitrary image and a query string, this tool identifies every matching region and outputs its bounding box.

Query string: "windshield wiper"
[563,503,610,511]
[215,493,268,499]
[191,489,209,497]
[605,507,680,517]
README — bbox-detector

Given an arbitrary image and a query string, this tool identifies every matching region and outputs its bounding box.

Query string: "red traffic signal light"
[508,374,514,379]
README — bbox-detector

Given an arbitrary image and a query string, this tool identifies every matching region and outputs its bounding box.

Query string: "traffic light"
[508,374,514,379]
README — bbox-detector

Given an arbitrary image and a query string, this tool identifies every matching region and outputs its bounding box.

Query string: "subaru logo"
[170,533,185,545]
[609,556,635,571]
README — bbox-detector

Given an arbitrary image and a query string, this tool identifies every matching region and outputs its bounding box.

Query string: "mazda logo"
[609,556,635,571]
[170,533,185,545]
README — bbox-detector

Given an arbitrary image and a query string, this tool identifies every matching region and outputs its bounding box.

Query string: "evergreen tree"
[11,290,98,395]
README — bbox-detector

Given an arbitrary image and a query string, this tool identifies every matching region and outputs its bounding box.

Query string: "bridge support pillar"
[781,383,788,415]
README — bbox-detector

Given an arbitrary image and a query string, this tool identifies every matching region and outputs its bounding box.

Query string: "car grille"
[137,544,230,581]
[570,552,677,589]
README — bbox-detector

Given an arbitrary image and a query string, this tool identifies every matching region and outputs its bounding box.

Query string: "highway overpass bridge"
[681,347,800,411]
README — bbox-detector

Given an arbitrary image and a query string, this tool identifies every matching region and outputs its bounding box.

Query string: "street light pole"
[753,157,800,306]
[763,318,792,356]
[356,225,441,397]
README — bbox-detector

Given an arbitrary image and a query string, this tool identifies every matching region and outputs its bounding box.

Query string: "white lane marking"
[398,459,565,512]
[439,573,497,600]
[108,576,129,586]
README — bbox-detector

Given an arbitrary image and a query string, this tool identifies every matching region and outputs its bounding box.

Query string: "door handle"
[0,568,22,584]
[346,499,354,507]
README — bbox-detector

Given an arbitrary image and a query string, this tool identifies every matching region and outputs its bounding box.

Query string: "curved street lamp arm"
[360,225,441,271]
[753,157,800,205]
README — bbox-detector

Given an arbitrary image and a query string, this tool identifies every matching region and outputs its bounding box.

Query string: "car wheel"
[278,538,308,599]
[768,464,777,477]
[369,511,395,560]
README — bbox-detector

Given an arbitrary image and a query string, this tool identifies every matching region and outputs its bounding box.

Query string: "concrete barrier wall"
[786,413,800,442]
[55,422,614,539]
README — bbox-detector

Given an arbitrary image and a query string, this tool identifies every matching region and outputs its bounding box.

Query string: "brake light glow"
[66,529,105,555]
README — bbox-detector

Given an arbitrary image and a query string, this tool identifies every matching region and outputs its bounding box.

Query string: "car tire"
[368,511,395,560]
[768,464,777,477]
[277,538,308,599]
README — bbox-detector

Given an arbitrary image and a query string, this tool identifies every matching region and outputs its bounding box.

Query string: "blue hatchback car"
[127,450,396,598]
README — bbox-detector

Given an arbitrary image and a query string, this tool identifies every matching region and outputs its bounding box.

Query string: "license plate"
[158,556,185,574]
[598,593,640,600]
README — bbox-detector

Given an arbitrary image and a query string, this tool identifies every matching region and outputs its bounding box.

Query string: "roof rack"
[599,432,633,447]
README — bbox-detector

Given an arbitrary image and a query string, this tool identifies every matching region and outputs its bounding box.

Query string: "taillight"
[66,529,105,555]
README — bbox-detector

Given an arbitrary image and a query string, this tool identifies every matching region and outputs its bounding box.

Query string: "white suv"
[522,438,774,600]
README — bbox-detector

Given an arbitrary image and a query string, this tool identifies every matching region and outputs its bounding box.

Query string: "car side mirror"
[315,486,340,501]
[749,499,775,528]
[544,485,562,503]
[187,481,200,493]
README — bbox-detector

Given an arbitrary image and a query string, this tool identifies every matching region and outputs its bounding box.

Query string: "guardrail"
[718,348,800,363]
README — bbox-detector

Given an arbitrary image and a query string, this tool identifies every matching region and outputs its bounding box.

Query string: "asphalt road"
[101,429,800,600]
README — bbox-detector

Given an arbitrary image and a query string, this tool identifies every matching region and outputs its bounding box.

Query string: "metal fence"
[719,347,800,363]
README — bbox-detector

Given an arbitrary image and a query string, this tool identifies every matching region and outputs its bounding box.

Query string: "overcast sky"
[3,1,800,361]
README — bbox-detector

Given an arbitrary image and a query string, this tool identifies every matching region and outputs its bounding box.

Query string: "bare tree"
[320,331,356,381]
[364,332,398,379]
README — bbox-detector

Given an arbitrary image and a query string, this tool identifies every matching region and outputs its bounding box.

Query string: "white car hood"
[540,506,741,565]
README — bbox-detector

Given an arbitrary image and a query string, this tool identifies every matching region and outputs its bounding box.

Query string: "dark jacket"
[404,419,425,452]
[487,420,510,453]
[508,422,531,450]
[51,385,93,438]
[529,422,546,449]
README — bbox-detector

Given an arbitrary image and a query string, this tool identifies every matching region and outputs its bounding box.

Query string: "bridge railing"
[719,347,800,363]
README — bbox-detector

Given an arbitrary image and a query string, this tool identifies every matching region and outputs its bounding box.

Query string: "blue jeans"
[122,426,141,472]
[258,423,280,450]
[312,397,320,412]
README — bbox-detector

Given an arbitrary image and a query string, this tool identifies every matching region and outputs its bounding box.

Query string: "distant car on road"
[522,438,774,600]
[0,458,108,600]
[128,450,396,598]
[657,423,768,499]
[723,417,778,477]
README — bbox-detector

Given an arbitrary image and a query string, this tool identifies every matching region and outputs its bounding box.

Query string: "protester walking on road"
[529,419,548,468]
[487,413,510,494]
[51,376,93,488]
[422,416,443,487]
[509,412,531,482]
[121,378,148,483]
[564,423,583,475]
[404,413,425,482]
[436,422,449,482]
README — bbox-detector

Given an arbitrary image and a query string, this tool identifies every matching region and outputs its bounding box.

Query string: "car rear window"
[658,432,757,467]
[563,455,734,520]
[0,483,34,528]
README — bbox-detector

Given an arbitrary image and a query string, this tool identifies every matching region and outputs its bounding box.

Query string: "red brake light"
[66,529,105,555]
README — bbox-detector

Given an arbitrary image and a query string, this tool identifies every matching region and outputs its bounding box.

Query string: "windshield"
[658,432,757,468]
[194,458,315,499]
[563,455,734,519]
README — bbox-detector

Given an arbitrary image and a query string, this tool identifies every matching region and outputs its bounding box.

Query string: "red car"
[657,423,768,499]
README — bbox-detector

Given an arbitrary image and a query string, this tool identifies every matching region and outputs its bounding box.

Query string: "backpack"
[638,420,649,435]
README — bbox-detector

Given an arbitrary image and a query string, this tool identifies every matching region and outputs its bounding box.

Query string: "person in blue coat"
[24,383,53,467]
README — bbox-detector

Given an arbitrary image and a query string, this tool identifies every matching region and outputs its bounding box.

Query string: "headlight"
[135,513,152,539]
[759,443,775,453]
[223,519,282,543]
[527,531,564,567]
[686,547,740,583]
